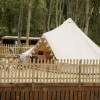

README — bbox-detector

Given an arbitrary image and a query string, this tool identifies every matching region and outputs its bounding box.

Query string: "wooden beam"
[0,83,100,88]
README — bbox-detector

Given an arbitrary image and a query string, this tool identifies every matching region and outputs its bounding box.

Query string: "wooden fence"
[0,57,100,83]
[0,44,33,56]
[0,83,100,100]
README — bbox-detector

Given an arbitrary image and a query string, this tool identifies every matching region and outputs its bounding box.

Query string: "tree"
[18,0,24,45]
[75,0,78,24]
[43,0,47,32]
[84,0,94,35]
[47,0,53,31]
[59,0,65,25]
[55,0,58,27]
[67,0,73,18]
[0,0,100,46]
[26,0,32,46]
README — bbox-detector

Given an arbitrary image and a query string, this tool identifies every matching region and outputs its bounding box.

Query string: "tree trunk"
[75,0,78,24]
[55,0,58,27]
[43,0,47,33]
[8,24,12,34]
[70,0,73,18]
[0,0,1,27]
[26,0,32,46]
[66,0,68,18]
[81,14,85,31]
[84,0,94,35]
[67,0,70,17]
[18,0,24,45]
[69,0,73,18]
[98,10,100,44]
[84,0,89,35]
[59,0,62,25]
[47,0,53,31]
[59,0,64,25]
[67,0,73,18]
[0,18,2,28]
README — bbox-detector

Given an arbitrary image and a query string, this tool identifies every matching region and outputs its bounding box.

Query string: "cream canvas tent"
[28,18,100,60]
[19,47,34,60]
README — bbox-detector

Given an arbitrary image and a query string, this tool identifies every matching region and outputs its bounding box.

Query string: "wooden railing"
[0,57,100,83]
[0,44,33,56]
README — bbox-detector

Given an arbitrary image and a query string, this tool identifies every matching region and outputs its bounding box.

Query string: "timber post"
[32,82,34,91]
[78,59,82,90]
[32,58,35,91]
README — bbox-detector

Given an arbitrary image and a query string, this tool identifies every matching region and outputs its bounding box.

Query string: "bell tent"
[26,18,100,60]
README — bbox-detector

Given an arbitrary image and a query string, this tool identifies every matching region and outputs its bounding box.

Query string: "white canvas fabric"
[43,18,100,60]
[19,47,34,60]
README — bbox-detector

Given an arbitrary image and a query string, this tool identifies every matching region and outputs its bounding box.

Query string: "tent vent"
[46,44,49,47]
[43,40,47,43]
[39,39,42,43]
[41,35,44,38]
[34,46,37,49]
[32,50,35,53]
[50,52,53,56]
[37,43,39,46]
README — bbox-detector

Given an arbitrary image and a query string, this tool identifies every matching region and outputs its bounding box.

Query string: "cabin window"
[38,51,44,55]
[3,39,14,44]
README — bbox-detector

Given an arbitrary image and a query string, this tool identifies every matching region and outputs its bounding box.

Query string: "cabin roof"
[2,36,40,40]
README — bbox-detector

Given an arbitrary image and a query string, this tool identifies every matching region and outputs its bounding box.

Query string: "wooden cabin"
[1,36,40,45]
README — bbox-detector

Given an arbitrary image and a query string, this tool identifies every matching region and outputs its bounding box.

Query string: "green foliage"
[0,0,100,45]
[0,27,8,34]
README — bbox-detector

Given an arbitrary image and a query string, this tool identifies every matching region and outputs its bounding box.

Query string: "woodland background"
[0,0,100,45]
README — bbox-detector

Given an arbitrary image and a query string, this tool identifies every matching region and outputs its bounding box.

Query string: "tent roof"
[42,18,100,60]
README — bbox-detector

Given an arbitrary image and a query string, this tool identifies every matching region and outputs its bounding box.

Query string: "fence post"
[0,58,2,83]
[1,44,3,55]
[47,59,49,82]
[99,60,100,83]
[18,58,21,83]
[32,58,35,91]
[78,60,82,89]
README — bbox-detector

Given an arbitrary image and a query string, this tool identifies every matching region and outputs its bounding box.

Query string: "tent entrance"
[30,37,54,60]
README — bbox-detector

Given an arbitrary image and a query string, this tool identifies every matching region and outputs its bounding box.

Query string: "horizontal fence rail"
[0,44,33,56]
[0,57,100,83]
